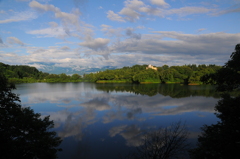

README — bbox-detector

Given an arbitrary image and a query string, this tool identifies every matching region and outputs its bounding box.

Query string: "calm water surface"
[14,83,220,159]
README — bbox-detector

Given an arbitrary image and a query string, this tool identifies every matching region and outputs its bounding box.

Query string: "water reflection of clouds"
[102,109,125,123]
[102,107,144,123]
[23,92,80,105]
[20,90,112,108]
[120,125,144,147]
[112,95,217,115]
[100,95,217,123]
[80,98,111,111]
[127,108,142,119]
[109,124,204,147]
[16,83,219,147]
[109,124,204,148]
[109,125,144,147]
[48,108,97,140]
[109,125,127,137]
[18,84,217,117]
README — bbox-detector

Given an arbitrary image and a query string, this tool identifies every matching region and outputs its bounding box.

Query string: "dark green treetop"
[190,44,240,159]
[0,74,62,159]
[201,43,240,91]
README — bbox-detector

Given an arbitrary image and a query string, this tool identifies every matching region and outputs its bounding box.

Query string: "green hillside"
[84,64,222,84]
[0,62,82,83]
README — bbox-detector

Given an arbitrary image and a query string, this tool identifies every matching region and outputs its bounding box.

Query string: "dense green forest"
[0,62,221,84]
[84,64,221,84]
[0,62,82,83]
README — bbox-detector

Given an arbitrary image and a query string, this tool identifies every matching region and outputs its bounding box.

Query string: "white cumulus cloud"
[107,10,126,22]
[150,0,170,8]
[79,38,110,50]
[7,37,25,46]
[0,10,37,24]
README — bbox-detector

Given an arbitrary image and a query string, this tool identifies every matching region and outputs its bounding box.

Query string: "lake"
[14,83,220,159]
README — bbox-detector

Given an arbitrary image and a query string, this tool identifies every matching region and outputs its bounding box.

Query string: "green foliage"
[0,62,42,79]
[83,73,97,82]
[133,69,160,83]
[190,44,240,158]
[0,62,221,84]
[0,62,82,83]
[190,94,240,159]
[158,68,176,83]
[189,65,221,84]
[0,74,62,159]
[84,64,220,84]
[71,73,82,81]
[201,44,240,91]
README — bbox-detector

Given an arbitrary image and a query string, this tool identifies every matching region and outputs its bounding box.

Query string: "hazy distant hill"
[28,62,118,75]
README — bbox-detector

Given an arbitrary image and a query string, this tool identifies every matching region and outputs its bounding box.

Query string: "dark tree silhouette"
[135,122,189,159]
[200,44,240,92]
[0,74,62,159]
[190,94,240,159]
[190,44,240,158]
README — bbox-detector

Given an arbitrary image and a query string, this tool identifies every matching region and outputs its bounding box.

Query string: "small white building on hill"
[146,64,157,71]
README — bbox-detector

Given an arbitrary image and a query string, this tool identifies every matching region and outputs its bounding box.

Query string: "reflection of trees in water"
[58,135,91,159]
[159,84,219,98]
[119,122,190,159]
[133,84,159,96]
[95,83,160,96]
[95,83,221,98]
[72,140,91,159]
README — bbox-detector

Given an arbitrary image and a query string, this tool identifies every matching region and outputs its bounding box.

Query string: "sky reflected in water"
[14,83,220,159]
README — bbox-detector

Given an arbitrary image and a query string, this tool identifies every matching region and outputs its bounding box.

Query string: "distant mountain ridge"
[28,62,118,75]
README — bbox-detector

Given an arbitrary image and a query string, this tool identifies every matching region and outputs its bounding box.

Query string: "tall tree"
[190,44,240,158]
[201,44,240,91]
[0,74,62,159]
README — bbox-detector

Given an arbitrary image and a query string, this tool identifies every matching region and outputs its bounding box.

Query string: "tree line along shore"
[0,62,221,84]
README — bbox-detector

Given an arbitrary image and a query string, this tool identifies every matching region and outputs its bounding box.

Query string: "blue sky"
[0,0,240,70]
